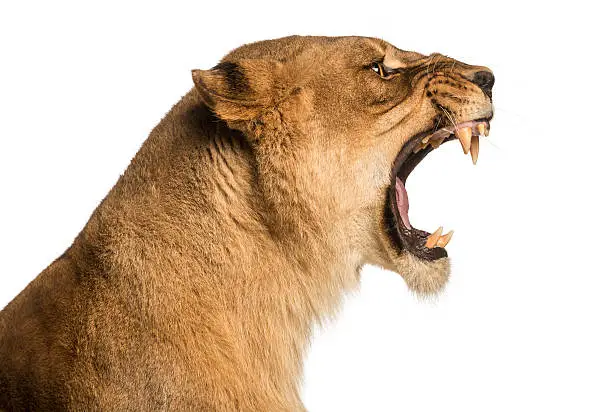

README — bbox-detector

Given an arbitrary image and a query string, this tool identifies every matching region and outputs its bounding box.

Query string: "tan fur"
[0,36,493,410]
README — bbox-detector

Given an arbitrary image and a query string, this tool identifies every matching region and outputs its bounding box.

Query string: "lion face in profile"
[192,36,494,295]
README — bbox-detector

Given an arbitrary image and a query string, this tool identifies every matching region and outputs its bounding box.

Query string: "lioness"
[0,36,494,411]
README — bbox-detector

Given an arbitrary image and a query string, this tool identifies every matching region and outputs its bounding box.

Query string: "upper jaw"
[394,117,492,181]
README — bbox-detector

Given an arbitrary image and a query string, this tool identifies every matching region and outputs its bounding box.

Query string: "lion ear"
[192,60,281,123]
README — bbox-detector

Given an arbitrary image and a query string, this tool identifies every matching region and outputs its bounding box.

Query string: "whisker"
[426,55,434,74]
[433,115,443,134]
[439,106,457,130]
[432,54,443,73]
[491,106,532,122]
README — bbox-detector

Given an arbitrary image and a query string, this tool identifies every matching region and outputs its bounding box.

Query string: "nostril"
[472,70,495,97]
[472,71,495,89]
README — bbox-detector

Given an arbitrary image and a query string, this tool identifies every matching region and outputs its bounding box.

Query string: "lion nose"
[470,70,495,98]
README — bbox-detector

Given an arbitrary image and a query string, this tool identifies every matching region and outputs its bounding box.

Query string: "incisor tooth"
[484,126,490,137]
[436,230,454,248]
[425,227,443,249]
[477,123,486,136]
[470,135,479,165]
[456,127,472,154]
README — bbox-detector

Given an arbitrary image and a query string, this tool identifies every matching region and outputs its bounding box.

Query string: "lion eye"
[371,61,400,79]
[371,62,386,77]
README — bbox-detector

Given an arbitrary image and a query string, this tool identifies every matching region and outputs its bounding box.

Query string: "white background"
[1,1,611,411]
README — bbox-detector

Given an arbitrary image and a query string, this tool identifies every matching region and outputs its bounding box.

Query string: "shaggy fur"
[0,36,493,410]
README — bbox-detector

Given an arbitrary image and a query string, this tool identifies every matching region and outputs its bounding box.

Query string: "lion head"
[192,36,494,296]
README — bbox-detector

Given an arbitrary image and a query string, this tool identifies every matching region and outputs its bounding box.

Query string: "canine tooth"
[425,227,443,248]
[477,123,486,136]
[456,127,472,154]
[470,135,479,165]
[436,230,454,248]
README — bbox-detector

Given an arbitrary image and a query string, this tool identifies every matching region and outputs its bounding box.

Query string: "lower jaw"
[383,187,448,261]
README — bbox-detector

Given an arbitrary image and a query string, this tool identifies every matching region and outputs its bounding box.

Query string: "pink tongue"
[395,177,411,229]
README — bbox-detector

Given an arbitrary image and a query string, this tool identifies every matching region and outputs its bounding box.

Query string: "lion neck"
[74,89,361,400]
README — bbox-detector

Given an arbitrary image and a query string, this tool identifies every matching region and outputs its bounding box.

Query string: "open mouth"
[385,119,491,261]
